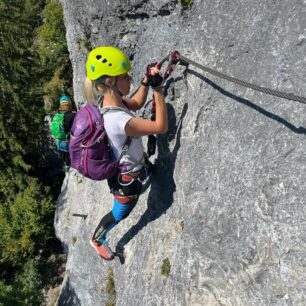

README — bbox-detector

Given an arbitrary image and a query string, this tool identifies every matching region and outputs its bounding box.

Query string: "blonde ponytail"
[83,76,113,104]
[84,77,98,103]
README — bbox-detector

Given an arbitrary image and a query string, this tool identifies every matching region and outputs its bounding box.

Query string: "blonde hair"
[84,77,98,102]
[83,76,114,104]
[58,102,72,111]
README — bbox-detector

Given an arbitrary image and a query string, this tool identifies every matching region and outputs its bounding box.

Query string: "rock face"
[56,0,306,305]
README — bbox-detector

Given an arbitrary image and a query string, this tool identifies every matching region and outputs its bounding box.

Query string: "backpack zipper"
[83,106,94,176]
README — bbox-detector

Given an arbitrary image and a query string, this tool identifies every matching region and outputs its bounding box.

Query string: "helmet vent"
[96,55,102,60]
[109,63,112,66]
[102,59,108,63]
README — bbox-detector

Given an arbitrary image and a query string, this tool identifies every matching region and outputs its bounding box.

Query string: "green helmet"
[86,46,131,80]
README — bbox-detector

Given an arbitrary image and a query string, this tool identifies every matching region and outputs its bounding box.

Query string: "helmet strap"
[96,94,103,106]
[112,76,124,97]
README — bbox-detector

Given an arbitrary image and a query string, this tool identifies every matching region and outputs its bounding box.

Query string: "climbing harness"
[118,168,149,187]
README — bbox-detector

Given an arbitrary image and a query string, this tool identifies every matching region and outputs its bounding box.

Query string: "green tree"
[0,178,54,273]
[0,0,46,172]
[0,0,70,302]
[37,0,72,97]
[0,259,43,306]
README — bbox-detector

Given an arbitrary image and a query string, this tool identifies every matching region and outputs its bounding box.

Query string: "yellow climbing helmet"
[86,46,131,80]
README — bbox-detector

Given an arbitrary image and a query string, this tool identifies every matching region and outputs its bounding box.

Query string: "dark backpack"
[69,103,131,180]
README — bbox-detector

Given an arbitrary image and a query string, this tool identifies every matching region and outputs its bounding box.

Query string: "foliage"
[0,259,43,305]
[178,0,193,8]
[79,36,92,51]
[0,178,54,265]
[105,268,116,306]
[72,236,77,245]
[161,258,171,277]
[37,0,66,67]
[0,0,46,172]
[0,0,71,303]
[43,95,58,113]
[43,66,67,98]
[37,0,73,98]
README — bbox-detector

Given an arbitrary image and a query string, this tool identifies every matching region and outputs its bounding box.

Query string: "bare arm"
[125,89,168,136]
[123,76,150,111]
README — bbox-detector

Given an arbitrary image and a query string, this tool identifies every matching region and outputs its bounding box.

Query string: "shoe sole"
[90,240,114,260]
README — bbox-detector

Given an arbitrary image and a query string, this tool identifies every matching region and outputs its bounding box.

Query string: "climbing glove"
[144,62,164,89]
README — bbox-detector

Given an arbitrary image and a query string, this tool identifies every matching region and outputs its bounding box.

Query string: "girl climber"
[85,46,168,260]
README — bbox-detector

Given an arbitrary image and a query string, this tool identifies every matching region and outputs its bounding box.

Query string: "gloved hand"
[143,63,163,89]
[148,73,163,88]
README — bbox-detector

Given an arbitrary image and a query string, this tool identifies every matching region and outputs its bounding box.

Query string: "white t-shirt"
[102,107,145,172]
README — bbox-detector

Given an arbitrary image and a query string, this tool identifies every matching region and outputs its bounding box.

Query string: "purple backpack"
[69,103,129,180]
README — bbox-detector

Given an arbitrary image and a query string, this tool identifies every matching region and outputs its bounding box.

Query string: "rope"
[178,54,306,105]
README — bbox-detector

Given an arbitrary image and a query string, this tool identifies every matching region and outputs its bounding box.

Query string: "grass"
[79,37,91,51]
[76,176,85,184]
[105,268,116,306]
[161,258,171,278]
[178,0,193,8]
[72,236,77,245]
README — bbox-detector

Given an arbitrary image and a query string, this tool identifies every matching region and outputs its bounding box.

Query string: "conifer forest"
[0,0,71,304]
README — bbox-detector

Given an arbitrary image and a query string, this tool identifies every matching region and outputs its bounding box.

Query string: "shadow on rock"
[187,69,306,135]
[56,278,81,306]
[115,102,188,264]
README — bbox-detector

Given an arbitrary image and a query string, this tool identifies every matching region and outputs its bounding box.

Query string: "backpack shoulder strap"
[100,106,134,161]
[118,136,132,161]
[101,106,135,117]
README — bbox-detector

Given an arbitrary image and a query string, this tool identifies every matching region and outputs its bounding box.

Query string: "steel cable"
[178,54,306,105]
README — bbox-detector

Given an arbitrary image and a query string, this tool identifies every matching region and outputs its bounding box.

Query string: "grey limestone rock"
[55,0,306,305]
